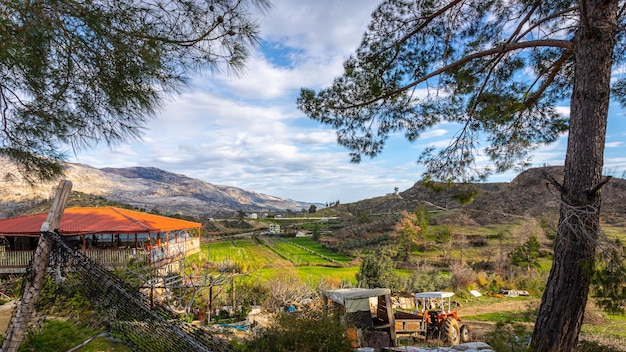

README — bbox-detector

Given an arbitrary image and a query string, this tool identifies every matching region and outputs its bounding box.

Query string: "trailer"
[323,289,470,349]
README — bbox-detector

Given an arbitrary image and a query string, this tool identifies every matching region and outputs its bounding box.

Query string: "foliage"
[450,186,479,205]
[484,322,532,352]
[509,235,542,272]
[576,340,624,352]
[230,280,270,308]
[354,209,373,224]
[356,250,402,291]
[241,310,353,352]
[450,263,477,291]
[435,226,452,245]
[538,214,558,241]
[394,210,420,261]
[589,239,626,314]
[404,265,450,293]
[34,275,95,323]
[312,223,321,240]
[414,205,430,240]
[297,1,575,183]
[0,0,270,183]
[298,1,626,349]
[223,220,254,229]
[19,319,100,352]
[264,273,314,310]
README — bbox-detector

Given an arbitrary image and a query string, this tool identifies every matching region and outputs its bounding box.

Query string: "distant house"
[268,223,280,234]
[247,213,258,219]
[295,231,309,237]
[0,207,202,273]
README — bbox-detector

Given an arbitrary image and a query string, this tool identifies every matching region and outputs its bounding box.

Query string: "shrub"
[405,265,449,293]
[576,340,624,352]
[356,250,402,292]
[20,319,99,352]
[476,271,489,287]
[450,263,477,291]
[512,271,548,296]
[242,310,352,352]
[484,322,532,352]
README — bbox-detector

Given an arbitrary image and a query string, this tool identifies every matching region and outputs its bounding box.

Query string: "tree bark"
[531,1,617,351]
[2,180,72,352]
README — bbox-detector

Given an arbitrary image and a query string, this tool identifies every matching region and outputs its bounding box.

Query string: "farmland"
[195,236,359,284]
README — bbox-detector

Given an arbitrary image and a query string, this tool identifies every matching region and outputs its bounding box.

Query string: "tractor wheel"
[460,324,471,343]
[442,317,460,345]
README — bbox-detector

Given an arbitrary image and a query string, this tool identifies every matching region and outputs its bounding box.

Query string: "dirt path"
[462,298,539,316]
[459,298,540,339]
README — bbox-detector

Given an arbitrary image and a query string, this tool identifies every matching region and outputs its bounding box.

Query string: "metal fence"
[0,238,200,274]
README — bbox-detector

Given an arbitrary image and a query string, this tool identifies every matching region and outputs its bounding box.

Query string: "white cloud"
[605,141,622,148]
[68,1,626,204]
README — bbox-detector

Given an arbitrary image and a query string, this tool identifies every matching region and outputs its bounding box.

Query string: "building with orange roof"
[0,207,202,273]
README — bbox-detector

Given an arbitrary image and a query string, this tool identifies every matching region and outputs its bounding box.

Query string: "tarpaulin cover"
[0,207,202,236]
[324,288,391,307]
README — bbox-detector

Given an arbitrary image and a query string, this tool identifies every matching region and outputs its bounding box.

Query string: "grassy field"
[199,236,353,268]
[192,236,361,288]
[287,237,355,264]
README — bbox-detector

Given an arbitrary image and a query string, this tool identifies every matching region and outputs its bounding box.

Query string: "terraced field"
[197,236,357,283]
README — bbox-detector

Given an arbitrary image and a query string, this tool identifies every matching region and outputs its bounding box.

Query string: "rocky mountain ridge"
[341,166,626,225]
[0,159,317,217]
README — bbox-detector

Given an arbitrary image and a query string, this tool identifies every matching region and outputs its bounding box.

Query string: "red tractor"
[395,291,470,344]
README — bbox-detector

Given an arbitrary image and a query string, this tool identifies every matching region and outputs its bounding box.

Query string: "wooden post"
[231,275,236,313]
[2,180,72,352]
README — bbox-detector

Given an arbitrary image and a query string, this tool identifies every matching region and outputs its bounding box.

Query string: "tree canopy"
[298,1,625,351]
[298,0,625,183]
[0,0,270,182]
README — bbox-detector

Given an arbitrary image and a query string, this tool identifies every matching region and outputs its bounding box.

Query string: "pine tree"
[0,0,270,183]
[298,1,625,350]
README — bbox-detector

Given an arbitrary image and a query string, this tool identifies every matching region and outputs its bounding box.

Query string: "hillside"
[0,158,318,218]
[339,166,626,226]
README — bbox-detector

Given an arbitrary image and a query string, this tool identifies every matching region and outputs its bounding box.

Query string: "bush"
[484,322,531,352]
[576,340,624,352]
[20,319,99,352]
[450,263,477,291]
[242,310,352,352]
[356,250,402,292]
[405,265,449,293]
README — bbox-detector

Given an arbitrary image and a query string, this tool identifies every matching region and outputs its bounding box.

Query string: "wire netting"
[32,231,236,352]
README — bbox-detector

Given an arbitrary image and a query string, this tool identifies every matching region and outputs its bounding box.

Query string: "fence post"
[2,180,72,352]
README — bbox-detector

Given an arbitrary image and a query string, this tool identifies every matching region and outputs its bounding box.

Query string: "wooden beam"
[2,180,72,352]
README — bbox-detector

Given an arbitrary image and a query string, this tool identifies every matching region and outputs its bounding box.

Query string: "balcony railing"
[0,238,201,274]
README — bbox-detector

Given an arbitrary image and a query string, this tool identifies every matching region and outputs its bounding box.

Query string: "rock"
[450,342,494,351]
[384,342,494,351]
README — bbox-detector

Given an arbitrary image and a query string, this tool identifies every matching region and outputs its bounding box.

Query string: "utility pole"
[2,180,72,352]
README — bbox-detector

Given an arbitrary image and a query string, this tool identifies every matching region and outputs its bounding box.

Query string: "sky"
[68,0,626,204]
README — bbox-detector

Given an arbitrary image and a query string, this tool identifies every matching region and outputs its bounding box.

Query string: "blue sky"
[68,0,626,204]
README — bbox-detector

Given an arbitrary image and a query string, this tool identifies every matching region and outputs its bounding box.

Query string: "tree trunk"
[2,180,72,352]
[531,1,617,351]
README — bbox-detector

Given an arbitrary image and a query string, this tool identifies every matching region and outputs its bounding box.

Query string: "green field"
[199,238,291,271]
[287,237,355,263]
[197,236,356,280]
[196,236,359,288]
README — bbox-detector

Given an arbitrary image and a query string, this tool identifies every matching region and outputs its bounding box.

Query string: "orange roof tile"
[0,207,201,236]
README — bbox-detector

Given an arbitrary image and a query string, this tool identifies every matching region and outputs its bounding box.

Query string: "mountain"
[0,159,318,217]
[340,166,626,226]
